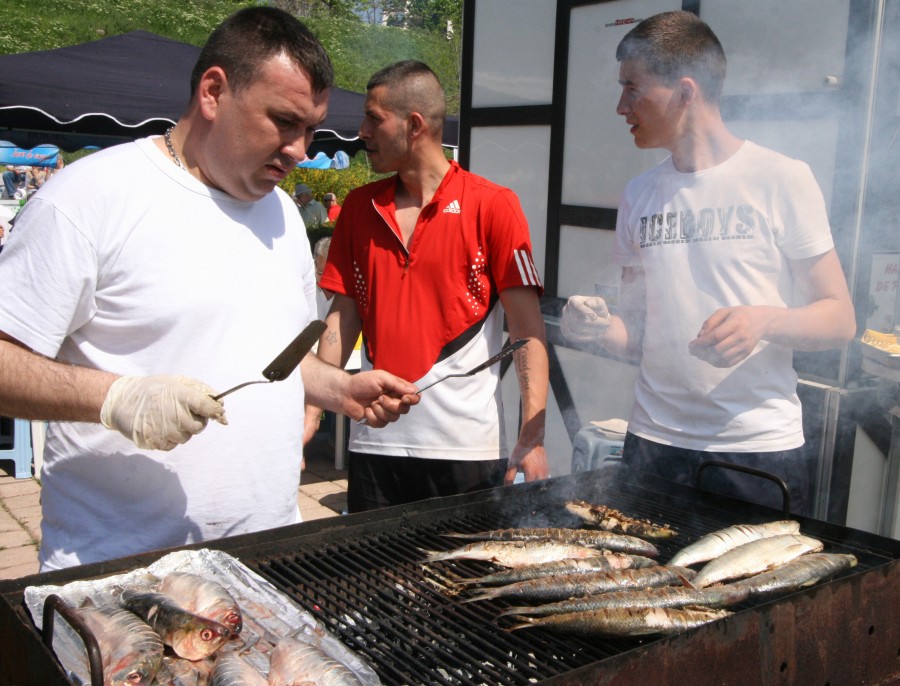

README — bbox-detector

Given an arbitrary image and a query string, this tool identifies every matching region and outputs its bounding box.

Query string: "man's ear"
[197,67,227,121]
[679,76,699,105]
[408,112,427,139]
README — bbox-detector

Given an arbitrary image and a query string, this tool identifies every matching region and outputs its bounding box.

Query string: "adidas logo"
[442,199,461,214]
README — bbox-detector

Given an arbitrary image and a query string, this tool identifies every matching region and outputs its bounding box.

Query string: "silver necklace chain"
[164,126,185,169]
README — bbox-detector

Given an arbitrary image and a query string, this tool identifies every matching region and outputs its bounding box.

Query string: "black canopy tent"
[0,30,458,156]
[0,31,197,151]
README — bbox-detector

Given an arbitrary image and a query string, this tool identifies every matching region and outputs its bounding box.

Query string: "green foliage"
[270,0,360,21]
[280,150,393,246]
[398,0,462,34]
[280,150,390,237]
[304,15,460,110]
[0,0,461,111]
[0,0,246,53]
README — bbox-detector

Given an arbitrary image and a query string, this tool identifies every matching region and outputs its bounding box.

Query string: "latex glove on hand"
[561,295,611,344]
[100,375,228,450]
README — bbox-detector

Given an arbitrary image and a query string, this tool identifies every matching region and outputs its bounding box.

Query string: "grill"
[1,469,898,685]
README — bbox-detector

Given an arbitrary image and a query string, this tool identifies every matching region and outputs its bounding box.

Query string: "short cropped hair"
[366,60,446,133]
[191,6,334,97]
[616,11,726,102]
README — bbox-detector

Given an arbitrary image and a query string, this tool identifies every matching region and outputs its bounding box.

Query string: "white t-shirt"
[0,138,317,569]
[613,141,835,452]
[350,305,509,460]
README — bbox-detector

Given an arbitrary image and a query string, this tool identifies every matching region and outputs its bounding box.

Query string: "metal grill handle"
[42,593,104,686]
[695,460,792,517]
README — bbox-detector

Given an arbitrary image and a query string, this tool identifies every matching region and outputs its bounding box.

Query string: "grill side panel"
[539,560,900,685]
[0,597,70,686]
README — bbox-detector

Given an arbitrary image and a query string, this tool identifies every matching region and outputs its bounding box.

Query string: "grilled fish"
[442,527,659,558]
[156,572,243,636]
[209,651,266,686]
[692,534,824,588]
[728,552,857,597]
[508,606,730,637]
[423,540,603,568]
[455,552,657,586]
[465,565,695,603]
[502,583,750,617]
[118,589,231,661]
[69,598,163,686]
[565,500,678,539]
[267,636,364,686]
[668,520,800,567]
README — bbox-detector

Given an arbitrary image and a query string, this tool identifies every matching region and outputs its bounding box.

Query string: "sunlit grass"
[0,0,246,53]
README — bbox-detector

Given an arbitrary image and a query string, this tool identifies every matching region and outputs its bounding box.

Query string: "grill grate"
[245,475,895,686]
[253,515,621,685]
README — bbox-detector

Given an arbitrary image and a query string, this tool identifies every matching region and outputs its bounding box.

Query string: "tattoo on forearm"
[326,330,338,346]
[515,349,531,392]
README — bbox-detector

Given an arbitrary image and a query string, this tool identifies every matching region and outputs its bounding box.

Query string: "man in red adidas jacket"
[313,60,549,512]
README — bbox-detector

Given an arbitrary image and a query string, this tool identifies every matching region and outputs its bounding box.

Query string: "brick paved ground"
[0,474,41,579]
[0,429,346,580]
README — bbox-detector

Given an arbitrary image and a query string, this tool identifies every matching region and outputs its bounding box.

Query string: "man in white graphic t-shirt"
[561,11,855,514]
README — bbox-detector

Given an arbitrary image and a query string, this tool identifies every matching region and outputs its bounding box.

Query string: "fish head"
[159,572,243,635]
[216,607,243,636]
[169,616,232,661]
[107,653,162,686]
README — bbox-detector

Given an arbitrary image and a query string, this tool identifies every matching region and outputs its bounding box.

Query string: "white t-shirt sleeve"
[772,158,835,260]
[0,198,98,358]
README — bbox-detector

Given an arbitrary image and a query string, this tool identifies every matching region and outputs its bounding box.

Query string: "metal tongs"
[213,320,327,401]
[415,337,530,394]
[356,338,529,425]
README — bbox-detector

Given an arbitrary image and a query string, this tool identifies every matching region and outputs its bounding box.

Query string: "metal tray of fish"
[22,548,381,685]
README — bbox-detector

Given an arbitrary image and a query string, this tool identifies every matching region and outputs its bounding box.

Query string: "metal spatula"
[213,320,327,401]
[416,337,529,394]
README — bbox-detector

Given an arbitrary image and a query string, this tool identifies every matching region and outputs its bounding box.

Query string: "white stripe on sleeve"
[514,249,542,286]
[523,251,542,287]
[513,249,531,285]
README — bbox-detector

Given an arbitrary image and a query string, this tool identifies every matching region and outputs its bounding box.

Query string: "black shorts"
[621,433,813,516]
[347,451,508,513]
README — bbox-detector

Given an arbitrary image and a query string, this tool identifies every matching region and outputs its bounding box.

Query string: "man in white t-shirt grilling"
[561,11,856,514]
[0,7,418,570]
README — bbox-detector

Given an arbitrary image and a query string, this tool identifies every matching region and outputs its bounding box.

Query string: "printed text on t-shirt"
[639,204,757,247]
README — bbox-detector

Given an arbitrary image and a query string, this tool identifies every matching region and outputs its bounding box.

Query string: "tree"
[348,0,460,36]
[304,12,461,111]
[268,0,461,104]
[269,0,360,20]
[403,0,461,35]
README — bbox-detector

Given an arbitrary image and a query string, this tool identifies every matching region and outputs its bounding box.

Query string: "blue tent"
[0,142,60,167]
[297,150,350,170]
